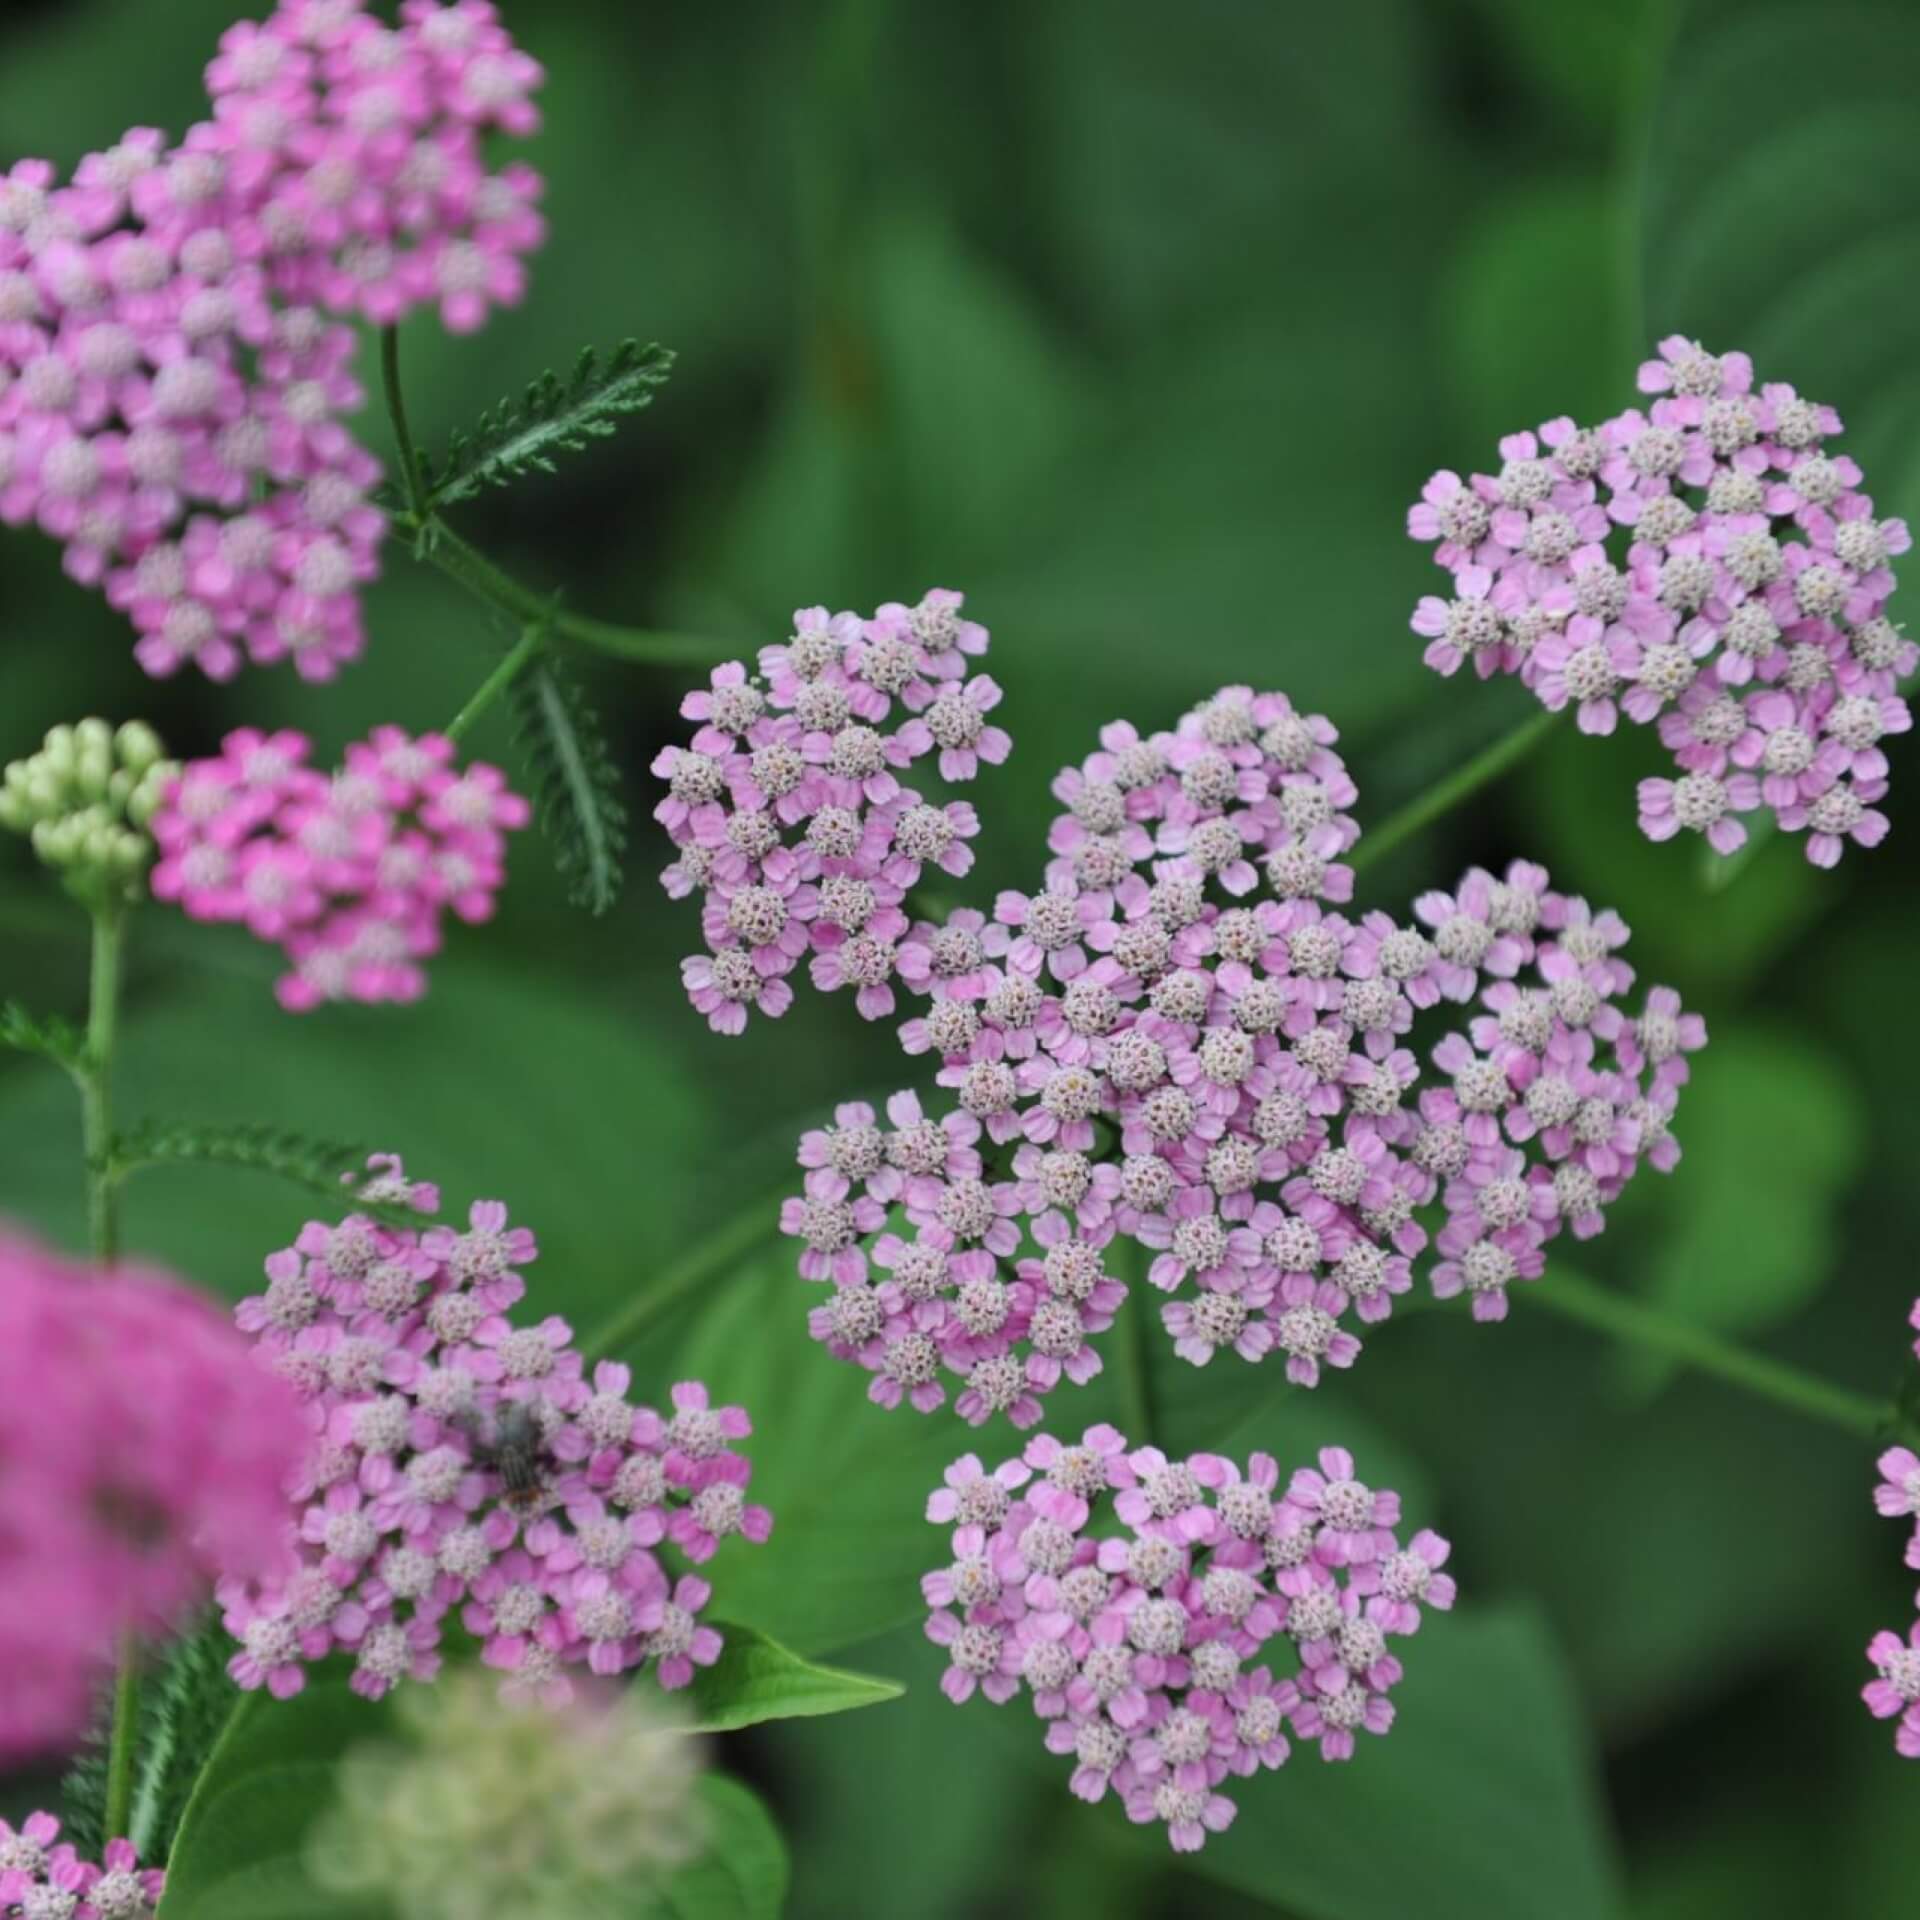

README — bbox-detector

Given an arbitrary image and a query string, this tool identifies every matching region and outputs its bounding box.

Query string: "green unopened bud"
[308,1672,709,1920]
[2,716,174,907]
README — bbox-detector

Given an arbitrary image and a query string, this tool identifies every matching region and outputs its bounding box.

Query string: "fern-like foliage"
[109,1120,429,1224]
[422,338,674,508]
[511,657,629,915]
[62,1615,243,1863]
[0,998,87,1076]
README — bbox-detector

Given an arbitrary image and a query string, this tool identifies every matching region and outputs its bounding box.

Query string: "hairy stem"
[446,625,547,743]
[1349,708,1559,875]
[407,515,725,667]
[1537,1268,1903,1444]
[580,1193,787,1366]
[379,325,431,527]
[83,908,142,1841]
[80,908,122,1265]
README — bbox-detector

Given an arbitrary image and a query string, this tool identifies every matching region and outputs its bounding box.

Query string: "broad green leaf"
[1640,0,1920,533]
[157,1675,386,1920]
[665,1247,986,1657]
[681,1622,903,1733]
[1176,1606,1623,1920]
[1631,1025,1864,1383]
[657,1777,790,1920]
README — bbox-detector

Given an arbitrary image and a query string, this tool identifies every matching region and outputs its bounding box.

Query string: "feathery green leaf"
[510,658,629,915]
[108,1121,430,1225]
[1,998,87,1076]
[423,338,674,508]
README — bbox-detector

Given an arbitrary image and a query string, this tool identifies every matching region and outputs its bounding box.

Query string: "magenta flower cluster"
[780,685,1702,1429]
[1865,1310,1920,1758]
[651,589,1008,1033]
[149,724,528,1010]
[0,0,544,681]
[922,1429,1452,1851]
[219,1157,771,1707]
[1409,337,1911,865]
[0,1227,305,1767]
[0,1814,163,1920]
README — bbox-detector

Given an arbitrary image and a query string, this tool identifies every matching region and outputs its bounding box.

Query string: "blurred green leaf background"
[3,0,1918,1913]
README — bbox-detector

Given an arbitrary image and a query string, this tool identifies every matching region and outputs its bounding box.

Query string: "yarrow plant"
[922,1428,1452,1851]
[148,723,527,1009]
[0,1228,305,1766]
[779,681,1703,1428]
[219,1156,771,1705]
[0,0,544,682]
[651,589,1006,1033]
[0,1813,163,1919]
[1408,337,1912,866]
[1865,1304,1920,1758]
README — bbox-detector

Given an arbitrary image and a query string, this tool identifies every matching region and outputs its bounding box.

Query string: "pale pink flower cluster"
[0,1227,305,1766]
[1409,337,1911,865]
[0,0,544,680]
[651,589,1006,1033]
[148,724,527,1010]
[0,1814,163,1919]
[1866,1323,1920,1758]
[922,1429,1452,1851]
[220,1157,771,1707]
[782,687,1702,1428]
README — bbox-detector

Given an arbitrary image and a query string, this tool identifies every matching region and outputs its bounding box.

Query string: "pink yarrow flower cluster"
[922,1429,1452,1851]
[0,1227,304,1766]
[219,1157,771,1707]
[783,687,1703,1428]
[652,589,1005,1034]
[1408,337,1910,866]
[0,0,545,680]
[0,1814,163,1919]
[149,724,527,1010]
[1865,1317,1920,1758]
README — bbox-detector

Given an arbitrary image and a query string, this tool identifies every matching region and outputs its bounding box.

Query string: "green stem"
[579,1193,785,1366]
[82,908,142,1841]
[1112,1247,1155,1446]
[81,908,123,1263]
[1536,1269,1902,1445]
[411,516,725,667]
[1349,708,1560,875]
[379,325,431,527]
[445,625,546,743]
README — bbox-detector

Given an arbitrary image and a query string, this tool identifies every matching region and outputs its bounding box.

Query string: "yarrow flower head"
[148,724,527,1010]
[922,1429,1453,1851]
[307,1668,707,1920]
[0,1813,164,1918]
[1408,339,1910,867]
[781,687,1702,1427]
[0,0,545,681]
[220,1156,771,1706]
[0,718,177,907]
[1864,1314,1920,1758]
[653,590,1003,1034]
[0,1227,305,1765]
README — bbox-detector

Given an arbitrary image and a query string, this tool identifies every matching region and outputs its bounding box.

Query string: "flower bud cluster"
[652,590,1005,1033]
[783,686,1703,1428]
[0,717,177,906]
[221,1157,772,1708]
[923,1430,1452,1851]
[0,0,545,680]
[1409,337,1909,865]
[148,725,527,1010]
